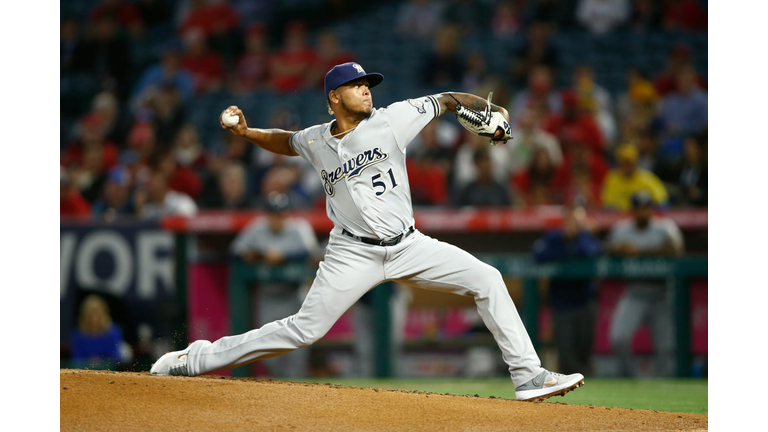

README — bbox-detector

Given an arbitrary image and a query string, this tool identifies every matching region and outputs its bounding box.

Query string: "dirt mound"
[60,369,707,431]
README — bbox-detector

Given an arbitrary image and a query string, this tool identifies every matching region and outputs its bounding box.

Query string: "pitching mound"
[61,369,707,431]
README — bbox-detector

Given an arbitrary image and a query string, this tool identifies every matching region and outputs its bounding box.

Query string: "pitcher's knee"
[291,315,332,347]
[471,265,506,298]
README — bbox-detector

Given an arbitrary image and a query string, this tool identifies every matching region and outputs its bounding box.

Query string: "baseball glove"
[449,92,512,145]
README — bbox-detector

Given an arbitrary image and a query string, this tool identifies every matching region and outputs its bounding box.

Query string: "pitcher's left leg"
[386,232,543,387]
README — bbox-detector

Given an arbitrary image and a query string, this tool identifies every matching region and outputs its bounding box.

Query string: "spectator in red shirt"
[61,167,92,217]
[181,27,224,94]
[62,113,120,179]
[233,23,271,92]
[554,133,610,208]
[406,156,448,207]
[173,124,208,170]
[662,0,707,32]
[153,149,203,202]
[512,146,562,207]
[308,30,357,89]
[270,21,318,93]
[543,90,606,157]
[179,0,240,37]
[653,43,706,96]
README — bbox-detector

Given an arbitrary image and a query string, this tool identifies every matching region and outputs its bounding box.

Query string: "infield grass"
[287,377,708,415]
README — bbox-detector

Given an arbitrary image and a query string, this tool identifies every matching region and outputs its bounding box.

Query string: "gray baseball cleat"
[150,346,193,376]
[515,370,585,402]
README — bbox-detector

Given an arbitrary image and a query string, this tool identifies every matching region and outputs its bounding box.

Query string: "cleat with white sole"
[515,370,585,402]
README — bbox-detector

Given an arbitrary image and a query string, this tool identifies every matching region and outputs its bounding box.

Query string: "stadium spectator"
[601,144,668,211]
[135,169,198,219]
[406,152,449,207]
[258,165,313,210]
[91,90,131,148]
[152,149,203,201]
[270,21,318,93]
[61,167,92,217]
[555,134,610,208]
[408,120,456,181]
[172,124,207,170]
[443,0,492,35]
[455,148,513,207]
[308,30,357,89]
[571,65,617,145]
[70,294,131,366]
[659,133,707,207]
[179,0,240,38]
[533,205,601,375]
[507,108,562,176]
[132,44,195,103]
[453,131,510,191]
[653,43,706,96]
[617,68,660,139]
[180,27,224,94]
[201,162,253,209]
[150,84,188,149]
[511,146,562,207]
[658,65,708,137]
[543,90,605,156]
[420,26,465,88]
[92,165,136,219]
[62,113,120,202]
[509,22,559,88]
[661,0,707,32]
[125,122,158,167]
[491,1,522,38]
[605,191,684,377]
[396,0,444,39]
[510,65,562,123]
[576,0,631,34]
[230,192,320,377]
[232,24,271,92]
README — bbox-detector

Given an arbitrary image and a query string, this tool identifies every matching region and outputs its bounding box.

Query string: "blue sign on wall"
[60,220,177,349]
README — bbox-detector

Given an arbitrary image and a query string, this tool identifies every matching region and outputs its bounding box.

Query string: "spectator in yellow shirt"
[601,144,668,211]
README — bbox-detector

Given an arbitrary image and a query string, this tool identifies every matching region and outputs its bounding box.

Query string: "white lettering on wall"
[137,232,174,299]
[75,230,133,296]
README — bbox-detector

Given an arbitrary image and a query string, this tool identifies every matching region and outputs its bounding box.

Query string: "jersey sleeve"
[385,95,442,152]
[289,124,326,163]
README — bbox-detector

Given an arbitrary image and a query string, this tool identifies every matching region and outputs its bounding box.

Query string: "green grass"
[286,377,708,415]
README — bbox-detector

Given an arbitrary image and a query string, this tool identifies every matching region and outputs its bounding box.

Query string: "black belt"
[342,226,415,246]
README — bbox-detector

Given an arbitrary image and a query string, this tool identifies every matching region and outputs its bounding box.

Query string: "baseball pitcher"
[151,62,584,401]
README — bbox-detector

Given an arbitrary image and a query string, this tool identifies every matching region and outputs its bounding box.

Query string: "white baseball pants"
[185,228,544,387]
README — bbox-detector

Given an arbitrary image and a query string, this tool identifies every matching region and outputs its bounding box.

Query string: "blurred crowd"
[61,0,708,219]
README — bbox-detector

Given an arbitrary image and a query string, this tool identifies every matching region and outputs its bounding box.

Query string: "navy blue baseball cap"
[631,191,655,208]
[324,62,384,100]
[264,192,290,213]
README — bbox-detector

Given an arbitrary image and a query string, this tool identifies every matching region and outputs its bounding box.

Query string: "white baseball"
[222,112,240,127]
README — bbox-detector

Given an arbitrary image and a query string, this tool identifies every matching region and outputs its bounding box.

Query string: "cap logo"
[352,63,365,74]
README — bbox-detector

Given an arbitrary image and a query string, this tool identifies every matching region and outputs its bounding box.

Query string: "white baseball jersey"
[290,95,442,240]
